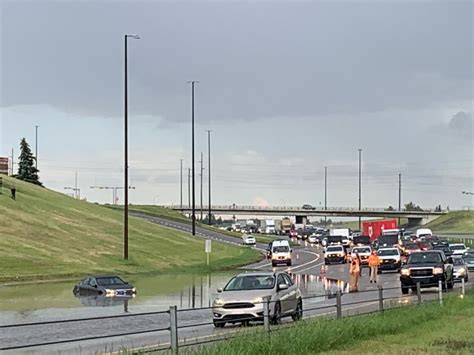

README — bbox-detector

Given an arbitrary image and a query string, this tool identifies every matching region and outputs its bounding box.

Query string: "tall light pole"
[10,148,14,176]
[188,168,191,208]
[199,152,204,221]
[188,80,199,235]
[324,166,327,225]
[206,130,212,225]
[124,33,140,260]
[358,148,362,230]
[398,173,402,226]
[34,125,39,169]
[180,159,184,210]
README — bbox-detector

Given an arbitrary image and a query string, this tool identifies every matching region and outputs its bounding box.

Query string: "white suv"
[324,245,346,264]
[377,247,402,272]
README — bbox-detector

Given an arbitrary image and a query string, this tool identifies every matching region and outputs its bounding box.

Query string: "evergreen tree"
[17,138,42,186]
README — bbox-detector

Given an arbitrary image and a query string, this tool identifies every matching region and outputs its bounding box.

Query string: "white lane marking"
[286,249,321,273]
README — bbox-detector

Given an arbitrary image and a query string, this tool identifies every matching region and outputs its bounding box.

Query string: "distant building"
[0,157,9,175]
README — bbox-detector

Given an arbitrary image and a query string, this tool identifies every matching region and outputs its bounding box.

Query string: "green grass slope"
[423,211,474,233]
[0,176,260,282]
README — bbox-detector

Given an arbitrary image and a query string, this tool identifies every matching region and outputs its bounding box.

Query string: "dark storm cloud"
[0,0,472,123]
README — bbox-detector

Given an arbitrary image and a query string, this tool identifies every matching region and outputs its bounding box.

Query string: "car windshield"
[453,258,465,266]
[327,246,342,252]
[224,275,275,291]
[463,255,474,263]
[353,248,371,253]
[408,253,442,264]
[450,245,466,250]
[273,246,289,253]
[377,249,398,256]
[96,277,126,286]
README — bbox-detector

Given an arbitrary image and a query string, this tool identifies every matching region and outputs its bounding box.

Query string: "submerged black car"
[73,276,136,296]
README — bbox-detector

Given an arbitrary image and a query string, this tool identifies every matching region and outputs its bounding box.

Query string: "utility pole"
[188,168,191,208]
[34,125,39,169]
[206,130,212,225]
[188,80,199,235]
[358,148,362,231]
[180,159,184,210]
[10,148,14,176]
[200,152,204,221]
[123,33,140,260]
[398,173,402,226]
[324,166,327,225]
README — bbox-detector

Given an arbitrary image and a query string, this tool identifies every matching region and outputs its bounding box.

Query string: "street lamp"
[358,148,362,230]
[124,33,140,261]
[187,80,199,235]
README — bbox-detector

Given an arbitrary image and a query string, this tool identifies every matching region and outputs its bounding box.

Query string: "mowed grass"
[423,211,474,233]
[195,292,474,355]
[0,176,261,282]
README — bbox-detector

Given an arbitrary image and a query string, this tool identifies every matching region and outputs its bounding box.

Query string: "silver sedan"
[212,272,303,327]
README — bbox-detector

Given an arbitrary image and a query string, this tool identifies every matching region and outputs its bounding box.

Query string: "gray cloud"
[0,1,472,123]
[448,111,473,139]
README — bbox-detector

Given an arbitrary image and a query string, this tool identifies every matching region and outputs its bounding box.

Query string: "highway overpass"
[168,205,445,225]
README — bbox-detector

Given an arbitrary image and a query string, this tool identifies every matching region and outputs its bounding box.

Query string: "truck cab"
[400,250,454,294]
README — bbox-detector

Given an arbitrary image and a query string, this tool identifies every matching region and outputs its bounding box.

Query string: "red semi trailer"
[362,219,397,241]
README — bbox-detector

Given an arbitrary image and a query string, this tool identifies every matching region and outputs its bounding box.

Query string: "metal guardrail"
[0,279,467,353]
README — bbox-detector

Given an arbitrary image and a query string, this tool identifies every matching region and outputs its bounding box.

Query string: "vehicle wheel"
[465,275,469,283]
[401,285,409,295]
[287,261,292,266]
[270,302,282,325]
[324,260,329,265]
[272,262,276,267]
[213,320,225,328]
[291,299,303,322]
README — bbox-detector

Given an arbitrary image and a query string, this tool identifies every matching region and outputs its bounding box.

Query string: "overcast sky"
[0,0,472,210]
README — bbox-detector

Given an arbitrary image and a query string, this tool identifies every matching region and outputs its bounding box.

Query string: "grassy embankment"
[108,205,287,245]
[195,291,474,355]
[423,211,474,234]
[0,176,261,283]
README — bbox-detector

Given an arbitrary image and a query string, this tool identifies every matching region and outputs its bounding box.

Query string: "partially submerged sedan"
[212,272,302,328]
[73,276,136,297]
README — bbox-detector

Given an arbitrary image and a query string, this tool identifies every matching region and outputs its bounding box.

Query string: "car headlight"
[433,267,444,275]
[457,268,466,275]
[213,299,224,307]
[131,287,136,293]
[400,269,410,276]
[252,297,263,304]
[105,288,116,295]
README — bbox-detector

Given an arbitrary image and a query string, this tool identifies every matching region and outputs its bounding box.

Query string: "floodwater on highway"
[0,272,346,325]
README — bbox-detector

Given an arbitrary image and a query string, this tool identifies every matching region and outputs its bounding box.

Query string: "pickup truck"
[400,250,454,294]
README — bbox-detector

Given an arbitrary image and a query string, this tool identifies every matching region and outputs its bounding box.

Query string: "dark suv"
[400,250,454,294]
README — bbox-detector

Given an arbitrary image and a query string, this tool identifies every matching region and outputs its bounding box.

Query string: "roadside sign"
[205,239,211,266]
[205,239,212,253]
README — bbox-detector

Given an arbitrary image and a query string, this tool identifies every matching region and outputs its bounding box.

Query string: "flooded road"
[0,272,345,327]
